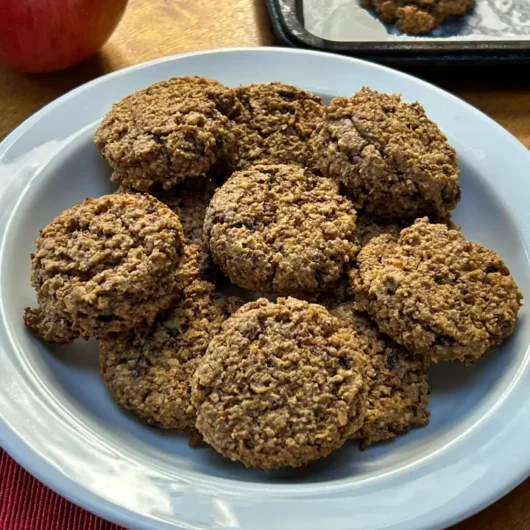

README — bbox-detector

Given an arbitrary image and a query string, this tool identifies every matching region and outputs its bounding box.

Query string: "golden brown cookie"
[100,280,241,431]
[95,77,236,191]
[230,82,323,170]
[363,0,475,34]
[332,303,429,449]
[192,297,368,469]
[310,88,461,221]
[27,193,184,339]
[351,218,522,364]
[204,164,359,296]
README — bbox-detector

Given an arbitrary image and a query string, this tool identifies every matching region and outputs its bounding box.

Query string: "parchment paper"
[302,0,530,42]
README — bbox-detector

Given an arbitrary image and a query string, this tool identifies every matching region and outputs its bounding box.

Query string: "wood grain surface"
[0,0,529,528]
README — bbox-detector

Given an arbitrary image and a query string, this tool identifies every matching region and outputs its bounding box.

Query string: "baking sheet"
[302,0,530,42]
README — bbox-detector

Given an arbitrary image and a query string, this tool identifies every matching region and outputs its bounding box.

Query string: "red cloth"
[0,449,123,530]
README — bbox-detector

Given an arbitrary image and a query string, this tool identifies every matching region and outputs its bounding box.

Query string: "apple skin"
[0,0,128,73]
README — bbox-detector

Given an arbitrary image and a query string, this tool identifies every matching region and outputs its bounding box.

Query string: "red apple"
[0,0,128,73]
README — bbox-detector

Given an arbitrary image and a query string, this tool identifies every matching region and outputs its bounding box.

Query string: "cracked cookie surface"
[27,193,184,339]
[192,297,368,469]
[332,303,429,448]
[100,280,241,431]
[230,82,323,170]
[95,76,236,191]
[351,218,522,364]
[311,87,460,221]
[204,164,359,296]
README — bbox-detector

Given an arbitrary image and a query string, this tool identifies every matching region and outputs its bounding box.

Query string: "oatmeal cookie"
[363,0,475,34]
[192,297,368,469]
[204,164,359,296]
[95,77,236,191]
[230,82,323,170]
[27,193,184,339]
[332,303,429,448]
[351,218,522,364]
[311,87,460,221]
[100,280,241,431]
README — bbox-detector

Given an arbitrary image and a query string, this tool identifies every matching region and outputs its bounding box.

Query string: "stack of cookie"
[24,77,522,470]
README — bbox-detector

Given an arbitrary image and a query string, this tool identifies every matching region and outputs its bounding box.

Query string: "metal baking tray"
[266,0,530,64]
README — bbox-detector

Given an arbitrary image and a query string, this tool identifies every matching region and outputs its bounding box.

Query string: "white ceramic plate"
[1,48,530,530]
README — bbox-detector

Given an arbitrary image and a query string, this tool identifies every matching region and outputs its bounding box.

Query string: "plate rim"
[1,46,530,530]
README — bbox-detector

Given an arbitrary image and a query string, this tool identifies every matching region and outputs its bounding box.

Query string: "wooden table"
[1,0,529,528]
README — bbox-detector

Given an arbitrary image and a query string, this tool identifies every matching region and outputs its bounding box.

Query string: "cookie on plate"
[25,193,184,340]
[363,0,475,35]
[310,87,460,221]
[192,297,368,469]
[332,302,429,449]
[229,82,323,170]
[95,76,236,191]
[204,164,359,296]
[100,280,242,431]
[351,218,522,364]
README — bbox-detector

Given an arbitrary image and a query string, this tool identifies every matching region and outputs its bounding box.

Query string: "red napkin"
[0,449,123,530]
